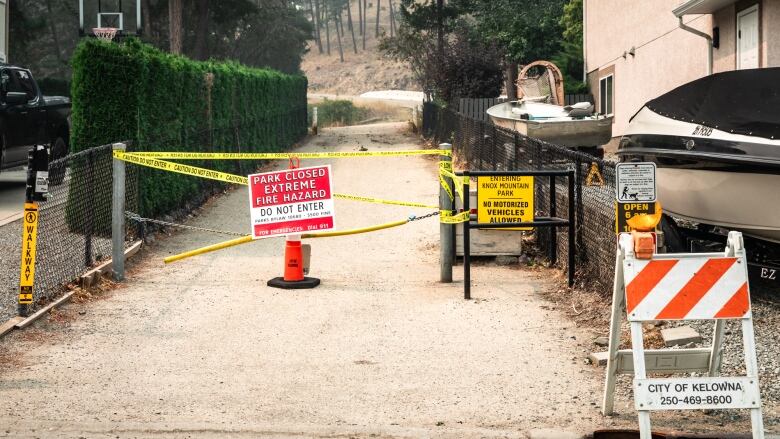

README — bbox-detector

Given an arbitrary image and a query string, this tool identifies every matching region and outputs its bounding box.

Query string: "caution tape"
[438,161,468,204]
[114,151,249,185]
[124,150,450,160]
[114,151,438,210]
[439,210,470,224]
[334,194,438,209]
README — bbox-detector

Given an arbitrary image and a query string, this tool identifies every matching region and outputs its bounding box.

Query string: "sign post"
[18,145,48,316]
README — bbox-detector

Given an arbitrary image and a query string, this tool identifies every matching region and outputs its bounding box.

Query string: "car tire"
[48,136,68,185]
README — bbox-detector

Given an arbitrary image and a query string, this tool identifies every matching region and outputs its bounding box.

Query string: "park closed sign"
[248,165,335,238]
[477,176,534,230]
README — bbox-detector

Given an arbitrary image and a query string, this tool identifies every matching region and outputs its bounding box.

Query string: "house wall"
[585,0,713,138]
[713,5,737,72]
[766,1,780,66]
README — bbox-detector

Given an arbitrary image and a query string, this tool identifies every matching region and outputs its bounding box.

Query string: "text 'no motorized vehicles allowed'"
[249,165,335,238]
[477,176,534,230]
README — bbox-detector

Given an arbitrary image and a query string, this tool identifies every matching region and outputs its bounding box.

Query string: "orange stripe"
[626,259,678,314]
[655,258,737,319]
[714,283,750,318]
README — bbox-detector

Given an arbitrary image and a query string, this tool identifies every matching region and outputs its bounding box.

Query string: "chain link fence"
[425,103,618,294]
[0,143,140,322]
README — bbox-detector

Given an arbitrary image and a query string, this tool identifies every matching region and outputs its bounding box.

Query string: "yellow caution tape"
[115,151,438,210]
[126,150,450,160]
[440,210,470,224]
[114,151,249,185]
[438,161,468,204]
[334,193,438,209]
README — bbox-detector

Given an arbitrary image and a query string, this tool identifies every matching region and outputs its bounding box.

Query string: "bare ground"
[0,123,775,438]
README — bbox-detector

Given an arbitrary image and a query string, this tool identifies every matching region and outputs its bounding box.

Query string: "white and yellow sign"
[19,202,39,305]
[477,176,534,230]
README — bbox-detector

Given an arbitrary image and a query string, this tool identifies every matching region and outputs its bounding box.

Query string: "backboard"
[79,0,142,38]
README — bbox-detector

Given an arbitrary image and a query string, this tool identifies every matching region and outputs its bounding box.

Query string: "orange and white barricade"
[602,231,764,439]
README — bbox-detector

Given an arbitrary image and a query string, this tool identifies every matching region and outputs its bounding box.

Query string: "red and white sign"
[248,165,335,238]
[624,256,751,321]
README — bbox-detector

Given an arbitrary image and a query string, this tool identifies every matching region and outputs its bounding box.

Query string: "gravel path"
[0,122,776,437]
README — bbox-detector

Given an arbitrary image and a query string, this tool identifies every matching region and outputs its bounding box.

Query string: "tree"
[168,0,183,54]
[381,10,504,104]
[459,0,566,65]
[552,0,588,93]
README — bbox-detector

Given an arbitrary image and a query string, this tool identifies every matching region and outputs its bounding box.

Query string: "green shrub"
[69,38,307,228]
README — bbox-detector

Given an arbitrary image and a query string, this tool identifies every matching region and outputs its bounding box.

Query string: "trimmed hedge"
[70,38,307,219]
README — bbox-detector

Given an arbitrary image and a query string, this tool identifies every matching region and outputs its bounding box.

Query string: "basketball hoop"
[93,27,118,42]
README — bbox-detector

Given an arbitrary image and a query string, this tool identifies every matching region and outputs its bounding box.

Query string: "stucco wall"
[585,0,713,137]
[766,0,780,66]
[713,5,736,72]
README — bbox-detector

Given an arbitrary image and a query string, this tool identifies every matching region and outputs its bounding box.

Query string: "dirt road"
[0,122,745,438]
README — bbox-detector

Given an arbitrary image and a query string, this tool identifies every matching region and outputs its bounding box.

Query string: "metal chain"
[408,211,440,222]
[125,211,247,236]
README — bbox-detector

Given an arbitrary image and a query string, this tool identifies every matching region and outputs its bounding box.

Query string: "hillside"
[301,0,418,95]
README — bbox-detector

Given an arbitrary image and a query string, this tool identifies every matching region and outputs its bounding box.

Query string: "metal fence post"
[312,107,318,135]
[84,150,95,267]
[439,142,454,283]
[112,142,127,281]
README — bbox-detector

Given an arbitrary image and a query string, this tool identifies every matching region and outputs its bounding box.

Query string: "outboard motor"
[564,102,594,118]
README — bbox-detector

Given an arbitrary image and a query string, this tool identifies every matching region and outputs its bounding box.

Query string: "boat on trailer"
[618,68,780,244]
[486,100,613,153]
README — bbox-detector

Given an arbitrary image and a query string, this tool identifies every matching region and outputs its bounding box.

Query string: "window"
[3,69,38,101]
[599,74,613,116]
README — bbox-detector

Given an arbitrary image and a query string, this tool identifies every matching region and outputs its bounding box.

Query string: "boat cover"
[641,68,780,139]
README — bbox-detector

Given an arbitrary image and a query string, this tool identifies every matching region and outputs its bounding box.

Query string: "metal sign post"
[18,145,49,316]
[459,169,575,299]
[603,231,764,438]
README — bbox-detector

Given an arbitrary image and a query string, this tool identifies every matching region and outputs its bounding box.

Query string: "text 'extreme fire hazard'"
[248,165,335,238]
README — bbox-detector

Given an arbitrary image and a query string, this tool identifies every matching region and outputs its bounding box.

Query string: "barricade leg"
[602,249,625,415]
[708,319,726,376]
[742,317,765,439]
[629,321,652,439]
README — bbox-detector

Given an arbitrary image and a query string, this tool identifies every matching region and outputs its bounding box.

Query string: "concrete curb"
[14,291,75,330]
[0,240,143,339]
[80,240,142,288]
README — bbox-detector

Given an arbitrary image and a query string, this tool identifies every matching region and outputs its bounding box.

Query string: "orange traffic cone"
[268,235,320,289]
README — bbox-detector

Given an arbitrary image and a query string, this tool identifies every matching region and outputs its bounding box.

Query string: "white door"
[737,5,759,69]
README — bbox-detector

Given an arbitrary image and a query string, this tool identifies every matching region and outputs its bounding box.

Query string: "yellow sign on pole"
[476,176,534,230]
[19,202,39,305]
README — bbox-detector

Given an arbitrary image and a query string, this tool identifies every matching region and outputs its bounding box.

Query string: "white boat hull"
[486,102,613,147]
[657,161,780,243]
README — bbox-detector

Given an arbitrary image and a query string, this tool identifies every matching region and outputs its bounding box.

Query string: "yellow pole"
[163,235,253,264]
[301,219,408,238]
[163,218,413,264]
